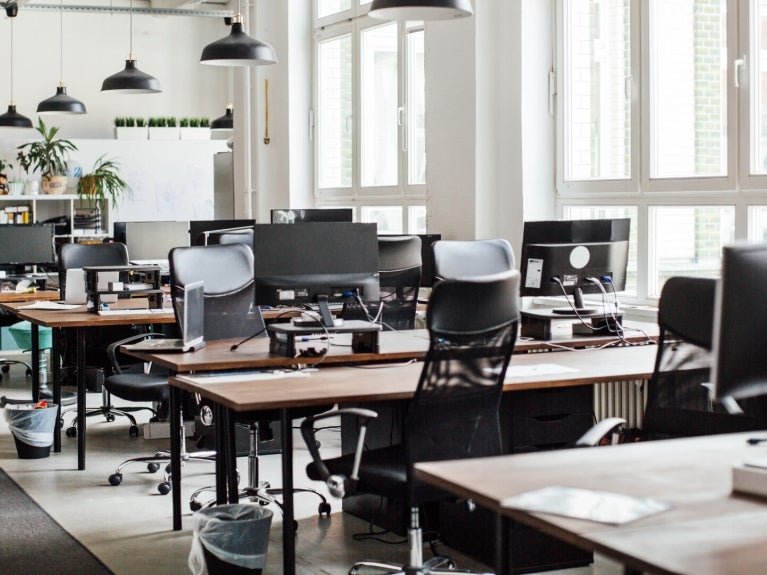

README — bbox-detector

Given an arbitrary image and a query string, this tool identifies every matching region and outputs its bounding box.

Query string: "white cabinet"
[0,194,107,242]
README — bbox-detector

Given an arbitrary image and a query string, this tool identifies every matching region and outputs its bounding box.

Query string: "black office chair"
[58,242,150,434]
[642,276,767,439]
[217,229,253,248]
[432,238,515,280]
[344,235,422,330]
[160,243,329,516]
[303,271,520,575]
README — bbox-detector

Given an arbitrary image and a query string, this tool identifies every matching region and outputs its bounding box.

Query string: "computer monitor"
[270,208,353,224]
[519,218,630,314]
[712,244,767,402]
[189,219,256,246]
[252,222,380,327]
[119,221,190,261]
[0,224,56,272]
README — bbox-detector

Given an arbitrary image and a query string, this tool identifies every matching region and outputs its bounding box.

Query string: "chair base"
[108,448,216,495]
[350,556,485,575]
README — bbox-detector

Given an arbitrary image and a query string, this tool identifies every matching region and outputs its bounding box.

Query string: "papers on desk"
[489,363,580,379]
[501,485,671,525]
[16,301,82,311]
[192,370,311,384]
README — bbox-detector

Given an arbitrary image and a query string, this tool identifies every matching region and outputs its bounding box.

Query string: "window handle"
[398,107,407,152]
[734,56,746,88]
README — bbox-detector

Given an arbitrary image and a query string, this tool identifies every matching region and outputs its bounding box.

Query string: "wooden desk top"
[0,289,60,303]
[0,300,176,328]
[415,433,767,575]
[170,343,656,412]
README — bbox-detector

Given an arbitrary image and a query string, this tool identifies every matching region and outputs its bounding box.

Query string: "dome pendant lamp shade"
[0,11,32,128]
[37,84,86,115]
[200,14,277,66]
[368,0,474,20]
[102,0,161,94]
[211,105,234,131]
[102,59,161,94]
[37,0,86,115]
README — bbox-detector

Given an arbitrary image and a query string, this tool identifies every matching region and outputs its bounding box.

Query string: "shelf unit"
[0,194,108,243]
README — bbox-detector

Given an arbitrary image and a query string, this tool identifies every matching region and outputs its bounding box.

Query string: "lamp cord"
[129,0,133,58]
[59,0,63,84]
[9,17,14,103]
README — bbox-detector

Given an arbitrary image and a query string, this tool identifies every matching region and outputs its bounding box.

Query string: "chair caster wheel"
[129,425,139,437]
[318,502,331,517]
[25,368,31,377]
[147,462,160,473]
[2,364,9,373]
[190,500,202,512]
[158,482,171,495]
[106,414,116,423]
[109,473,123,486]
[65,427,76,438]
[165,463,172,474]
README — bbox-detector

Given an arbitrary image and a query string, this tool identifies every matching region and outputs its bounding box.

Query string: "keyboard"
[97,308,174,316]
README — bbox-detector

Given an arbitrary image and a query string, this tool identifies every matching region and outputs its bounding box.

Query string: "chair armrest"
[300,407,378,498]
[573,417,626,447]
[106,332,167,375]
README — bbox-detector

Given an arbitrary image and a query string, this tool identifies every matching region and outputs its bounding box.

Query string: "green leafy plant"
[189,118,201,128]
[0,158,12,175]
[114,117,126,128]
[166,117,177,128]
[16,118,78,180]
[135,118,146,128]
[179,117,190,128]
[147,117,158,128]
[125,117,136,128]
[77,155,131,208]
[199,117,210,128]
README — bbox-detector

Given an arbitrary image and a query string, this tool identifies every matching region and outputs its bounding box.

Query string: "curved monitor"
[712,244,767,402]
[253,223,379,327]
[519,218,630,311]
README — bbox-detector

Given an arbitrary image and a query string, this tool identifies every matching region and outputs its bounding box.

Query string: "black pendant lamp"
[101,0,161,94]
[0,8,32,128]
[368,0,474,20]
[200,13,277,66]
[37,0,86,115]
[211,105,234,131]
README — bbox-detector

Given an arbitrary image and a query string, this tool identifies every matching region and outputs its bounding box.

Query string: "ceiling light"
[37,0,86,115]
[210,105,234,131]
[200,13,277,66]
[0,10,32,129]
[368,0,474,20]
[102,0,161,94]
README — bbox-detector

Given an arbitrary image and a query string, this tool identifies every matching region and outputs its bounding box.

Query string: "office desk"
[0,289,60,303]
[1,301,176,470]
[415,432,767,575]
[169,343,657,575]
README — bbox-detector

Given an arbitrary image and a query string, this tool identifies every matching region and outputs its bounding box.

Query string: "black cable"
[229,326,267,351]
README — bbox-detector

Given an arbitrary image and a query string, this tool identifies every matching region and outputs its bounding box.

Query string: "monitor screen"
[519,218,630,310]
[120,221,190,261]
[189,219,256,246]
[0,224,56,268]
[270,208,353,224]
[252,222,379,327]
[712,244,767,402]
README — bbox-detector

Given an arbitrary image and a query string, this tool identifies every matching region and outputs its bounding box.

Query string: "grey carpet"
[0,468,114,575]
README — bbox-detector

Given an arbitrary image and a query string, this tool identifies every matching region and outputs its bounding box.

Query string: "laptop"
[64,268,119,305]
[126,281,206,353]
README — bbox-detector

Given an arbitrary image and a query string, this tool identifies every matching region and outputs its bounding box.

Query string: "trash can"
[3,402,58,459]
[188,504,272,575]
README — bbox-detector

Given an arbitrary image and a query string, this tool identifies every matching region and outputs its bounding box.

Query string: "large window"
[314,2,427,234]
[558,0,767,303]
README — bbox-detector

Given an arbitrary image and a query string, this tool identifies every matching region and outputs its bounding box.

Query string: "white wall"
[0,7,229,139]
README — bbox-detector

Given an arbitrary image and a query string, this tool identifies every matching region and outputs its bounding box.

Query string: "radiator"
[594,379,648,430]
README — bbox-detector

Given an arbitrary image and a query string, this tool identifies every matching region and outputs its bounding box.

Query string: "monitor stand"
[550,288,599,317]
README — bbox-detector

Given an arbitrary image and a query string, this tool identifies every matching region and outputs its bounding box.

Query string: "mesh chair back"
[169,243,265,341]
[433,238,515,280]
[643,276,766,437]
[58,242,129,299]
[378,235,422,330]
[406,271,520,500]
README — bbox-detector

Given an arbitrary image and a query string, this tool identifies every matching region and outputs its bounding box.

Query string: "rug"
[0,468,114,575]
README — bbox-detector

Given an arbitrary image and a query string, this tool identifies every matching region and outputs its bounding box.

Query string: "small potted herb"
[16,118,77,195]
[77,155,131,209]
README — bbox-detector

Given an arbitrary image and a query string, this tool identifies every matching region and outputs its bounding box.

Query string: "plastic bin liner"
[3,403,58,447]
[189,504,272,575]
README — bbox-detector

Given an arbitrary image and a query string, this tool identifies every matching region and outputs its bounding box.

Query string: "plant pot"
[41,175,68,195]
[8,181,24,196]
[115,127,148,140]
[0,173,7,195]
[148,127,180,140]
[180,127,211,140]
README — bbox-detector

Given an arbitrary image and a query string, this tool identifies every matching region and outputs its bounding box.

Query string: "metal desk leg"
[76,327,86,471]
[170,384,183,531]
[52,328,61,452]
[496,513,509,575]
[224,408,238,503]
[281,408,296,575]
[31,324,39,402]
[214,403,228,505]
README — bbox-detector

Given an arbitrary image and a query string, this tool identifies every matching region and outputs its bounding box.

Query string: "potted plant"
[77,155,131,209]
[0,158,11,195]
[148,116,179,140]
[179,116,210,140]
[114,116,147,140]
[16,118,78,195]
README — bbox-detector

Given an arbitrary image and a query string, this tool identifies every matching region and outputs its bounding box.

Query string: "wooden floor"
[0,361,617,575]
